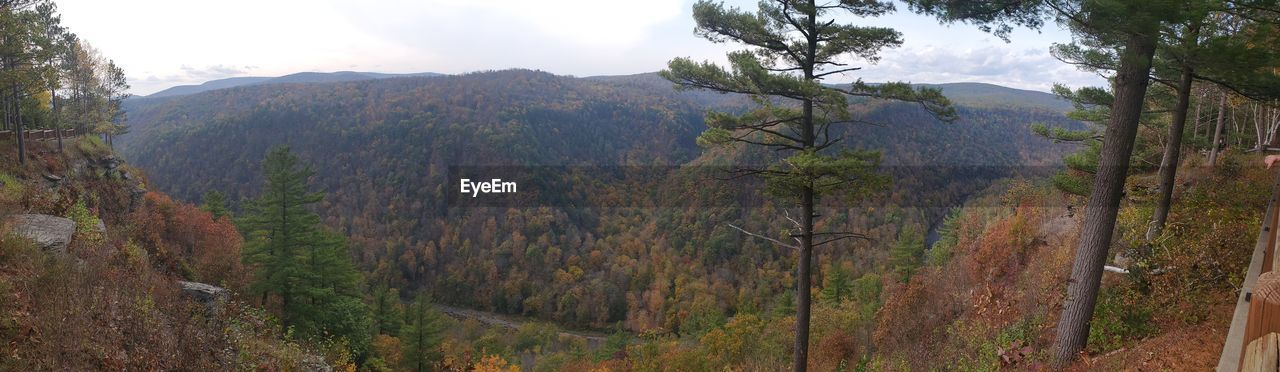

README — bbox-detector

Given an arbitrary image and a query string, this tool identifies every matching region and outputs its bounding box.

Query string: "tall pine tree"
[888,224,924,282]
[401,293,447,372]
[662,2,956,369]
[239,146,371,356]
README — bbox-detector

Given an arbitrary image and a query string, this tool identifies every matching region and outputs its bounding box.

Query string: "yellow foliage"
[371,334,403,368]
[472,354,518,372]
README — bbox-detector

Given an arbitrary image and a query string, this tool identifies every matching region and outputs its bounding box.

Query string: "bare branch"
[783,210,803,228]
[728,223,798,250]
[814,234,874,247]
[813,67,863,79]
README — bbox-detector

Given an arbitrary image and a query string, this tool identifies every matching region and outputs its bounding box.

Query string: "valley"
[116,69,1081,333]
[2,0,1279,370]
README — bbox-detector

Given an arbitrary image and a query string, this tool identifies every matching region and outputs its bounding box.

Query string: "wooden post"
[1265,212,1277,272]
[1271,200,1280,273]
[1242,332,1280,372]
[1245,273,1280,358]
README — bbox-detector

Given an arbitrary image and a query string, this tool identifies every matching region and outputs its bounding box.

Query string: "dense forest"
[4,0,1280,370]
[106,67,1101,369]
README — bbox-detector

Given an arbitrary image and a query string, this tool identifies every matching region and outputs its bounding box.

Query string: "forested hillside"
[6,0,1280,369]
[117,69,1082,337]
[143,71,445,99]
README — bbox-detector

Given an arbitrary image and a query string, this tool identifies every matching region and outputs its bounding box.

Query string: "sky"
[56,0,1109,96]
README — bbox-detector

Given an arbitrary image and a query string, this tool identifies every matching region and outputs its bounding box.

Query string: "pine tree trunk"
[1147,30,1197,242]
[793,6,817,370]
[14,79,25,165]
[1052,32,1157,367]
[793,94,815,372]
[52,90,61,151]
[3,80,8,132]
[2,53,8,132]
[795,186,813,372]
[1193,89,1202,139]
[1208,90,1227,166]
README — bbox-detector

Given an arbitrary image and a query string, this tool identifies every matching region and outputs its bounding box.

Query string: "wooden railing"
[1219,171,1280,371]
[0,128,79,142]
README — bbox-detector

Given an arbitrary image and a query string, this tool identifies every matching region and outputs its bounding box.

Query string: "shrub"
[0,172,24,203]
[74,136,110,157]
[1086,286,1155,353]
[64,199,104,246]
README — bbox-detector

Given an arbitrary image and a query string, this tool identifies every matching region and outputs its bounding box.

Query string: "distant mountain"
[918,82,1073,112]
[587,73,1072,113]
[144,71,444,99]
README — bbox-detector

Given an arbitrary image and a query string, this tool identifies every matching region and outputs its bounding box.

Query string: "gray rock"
[128,184,146,213]
[300,355,333,372]
[178,281,229,315]
[8,214,76,254]
[100,155,120,170]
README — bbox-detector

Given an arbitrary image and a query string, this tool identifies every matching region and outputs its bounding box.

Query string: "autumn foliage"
[127,191,247,291]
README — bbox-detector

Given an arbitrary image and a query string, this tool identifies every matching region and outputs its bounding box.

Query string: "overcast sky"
[56,0,1108,96]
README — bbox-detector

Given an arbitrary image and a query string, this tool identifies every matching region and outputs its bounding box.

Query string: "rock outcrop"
[300,355,333,372]
[129,184,146,213]
[8,214,76,254]
[178,281,229,315]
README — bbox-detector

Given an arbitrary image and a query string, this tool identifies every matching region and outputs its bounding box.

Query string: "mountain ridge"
[141,70,1071,113]
[584,72,1073,113]
[144,70,444,99]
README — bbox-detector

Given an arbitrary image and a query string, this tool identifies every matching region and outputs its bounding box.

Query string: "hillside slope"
[116,69,1083,336]
[0,138,325,369]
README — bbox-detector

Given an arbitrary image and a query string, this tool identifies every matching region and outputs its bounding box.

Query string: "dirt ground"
[1079,303,1234,371]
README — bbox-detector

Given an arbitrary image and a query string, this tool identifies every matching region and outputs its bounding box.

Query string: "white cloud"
[54,0,1105,95]
[850,45,1106,92]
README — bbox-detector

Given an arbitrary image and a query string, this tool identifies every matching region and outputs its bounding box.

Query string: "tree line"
[889,0,1280,367]
[668,0,1280,369]
[1,0,128,164]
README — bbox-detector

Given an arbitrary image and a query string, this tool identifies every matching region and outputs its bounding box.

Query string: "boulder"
[8,214,76,254]
[99,155,120,170]
[300,355,333,372]
[178,281,229,315]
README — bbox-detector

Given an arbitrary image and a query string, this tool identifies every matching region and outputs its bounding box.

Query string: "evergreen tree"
[819,263,853,305]
[927,208,963,266]
[849,272,882,319]
[200,190,229,220]
[2,0,45,164]
[401,293,448,372]
[888,224,924,282]
[1046,4,1280,239]
[1031,84,1153,197]
[904,0,1278,365]
[371,284,404,337]
[662,2,955,368]
[32,1,65,151]
[239,146,371,356]
[772,289,796,320]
